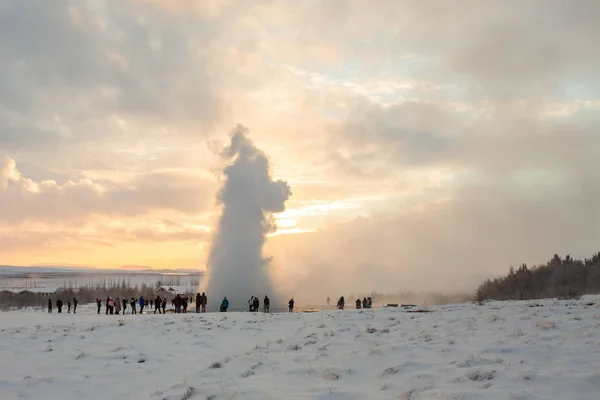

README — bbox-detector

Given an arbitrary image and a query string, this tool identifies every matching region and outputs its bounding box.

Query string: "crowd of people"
[47,298,78,313]
[327,296,372,310]
[45,293,370,315]
[92,293,209,315]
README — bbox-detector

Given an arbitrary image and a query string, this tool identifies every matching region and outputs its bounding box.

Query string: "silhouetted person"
[253,296,259,312]
[122,298,127,314]
[201,292,207,313]
[366,297,372,309]
[106,296,110,315]
[264,296,270,313]
[337,296,344,310]
[162,297,166,314]
[48,299,52,313]
[182,297,188,313]
[196,293,201,313]
[248,296,254,312]
[362,297,367,309]
[56,299,63,313]
[73,298,78,313]
[327,297,330,307]
[288,298,294,312]
[67,299,71,313]
[115,297,121,315]
[220,297,229,312]
[154,295,161,314]
[356,298,361,309]
[130,297,137,315]
[96,298,101,314]
[139,296,145,314]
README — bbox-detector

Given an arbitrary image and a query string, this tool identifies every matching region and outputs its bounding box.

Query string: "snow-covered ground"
[1,296,599,400]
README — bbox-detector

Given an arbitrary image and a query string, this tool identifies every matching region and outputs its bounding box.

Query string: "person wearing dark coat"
[130,297,137,314]
[56,299,63,313]
[174,295,181,313]
[154,295,161,314]
[201,292,207,313]
[362,297,367,309]
[337,296,345,310]
[356,298,361,309]
[253,296,259,312]
[182,297,188,313]
[96,298,101,314]
[67,299,71,313]
[288,298,294,312]
[195,293,201,313]
[48,299,52,313]
[264,296,270,313]
[122,298,127,314]
[162,297,167,314]
[106,296,110,315]
[73,298,78,313]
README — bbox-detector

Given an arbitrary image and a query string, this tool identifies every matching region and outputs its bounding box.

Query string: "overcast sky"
[1,0,599,295]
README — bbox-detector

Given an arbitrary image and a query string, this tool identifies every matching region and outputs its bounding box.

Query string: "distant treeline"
[0,280,188,311]
[476,252,600,302]
[61,275,199,291]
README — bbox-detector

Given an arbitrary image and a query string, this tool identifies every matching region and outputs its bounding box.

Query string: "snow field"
[1,297,600,399]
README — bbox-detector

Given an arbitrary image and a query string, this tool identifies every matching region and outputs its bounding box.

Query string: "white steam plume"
[203,125,292,310]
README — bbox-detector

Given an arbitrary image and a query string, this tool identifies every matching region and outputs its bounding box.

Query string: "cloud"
[0,0,228,161]
[1,0,599,292]
[0,156,216,223]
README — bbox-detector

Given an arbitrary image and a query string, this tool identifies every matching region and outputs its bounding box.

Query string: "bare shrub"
[209,362,222,369]
[467,369,495,381]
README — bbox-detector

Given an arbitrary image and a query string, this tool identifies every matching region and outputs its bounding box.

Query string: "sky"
[1,0,600,296]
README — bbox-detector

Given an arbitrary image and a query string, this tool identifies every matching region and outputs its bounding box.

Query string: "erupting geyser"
[203,125,292,310]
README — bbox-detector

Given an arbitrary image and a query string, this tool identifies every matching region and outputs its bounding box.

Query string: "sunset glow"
[1,0,599,294]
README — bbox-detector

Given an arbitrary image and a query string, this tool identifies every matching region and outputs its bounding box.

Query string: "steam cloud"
[204,125,292,310]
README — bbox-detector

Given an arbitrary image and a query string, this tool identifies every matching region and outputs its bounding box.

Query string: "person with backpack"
[108,297,114,315]
[220,297,229,312]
